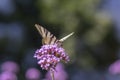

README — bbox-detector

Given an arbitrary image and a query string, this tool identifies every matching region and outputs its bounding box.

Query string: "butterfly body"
[35,24,74,46]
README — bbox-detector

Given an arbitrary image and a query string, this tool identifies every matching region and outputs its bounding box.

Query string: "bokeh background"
[0,0,120,80]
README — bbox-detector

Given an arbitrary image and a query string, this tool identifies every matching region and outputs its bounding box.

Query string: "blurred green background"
[0,0,120,80]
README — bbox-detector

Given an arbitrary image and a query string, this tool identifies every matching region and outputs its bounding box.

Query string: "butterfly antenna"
[59,32,74,42]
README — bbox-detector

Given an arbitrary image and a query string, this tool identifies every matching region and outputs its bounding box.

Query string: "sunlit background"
[0,0,120,80]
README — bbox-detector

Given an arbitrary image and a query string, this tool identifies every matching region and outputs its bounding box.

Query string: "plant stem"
[50,69,54,80]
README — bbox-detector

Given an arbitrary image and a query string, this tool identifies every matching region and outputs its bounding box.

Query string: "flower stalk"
[50,69,54,80]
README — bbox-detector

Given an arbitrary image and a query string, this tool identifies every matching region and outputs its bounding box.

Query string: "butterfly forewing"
[59,32,74,42]
[35,24,59,45]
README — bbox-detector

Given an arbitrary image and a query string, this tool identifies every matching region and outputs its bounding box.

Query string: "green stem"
[50,69,55,80]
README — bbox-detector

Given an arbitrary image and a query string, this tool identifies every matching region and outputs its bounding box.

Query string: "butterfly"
[35,24,74,46]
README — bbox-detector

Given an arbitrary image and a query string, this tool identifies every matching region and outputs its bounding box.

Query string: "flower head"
[34,44,69,71]
[1,61,19,74]
[25,68,41,80]
[109,60,120,74]
[0,71,17,80]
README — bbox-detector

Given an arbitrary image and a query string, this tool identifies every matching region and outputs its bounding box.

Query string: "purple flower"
[109,60,120,74]
[0,71,17,80]
[25,68,41,80]
[1,61,19,74]
[34,44,69,71]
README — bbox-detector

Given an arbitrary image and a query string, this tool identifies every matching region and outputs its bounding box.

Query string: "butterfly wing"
[59,32,74,42]
[35,24,59,45]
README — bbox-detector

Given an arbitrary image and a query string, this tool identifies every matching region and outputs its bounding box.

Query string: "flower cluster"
[34,44,69,71]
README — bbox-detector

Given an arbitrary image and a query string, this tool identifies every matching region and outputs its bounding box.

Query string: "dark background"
[0,0,120,80]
